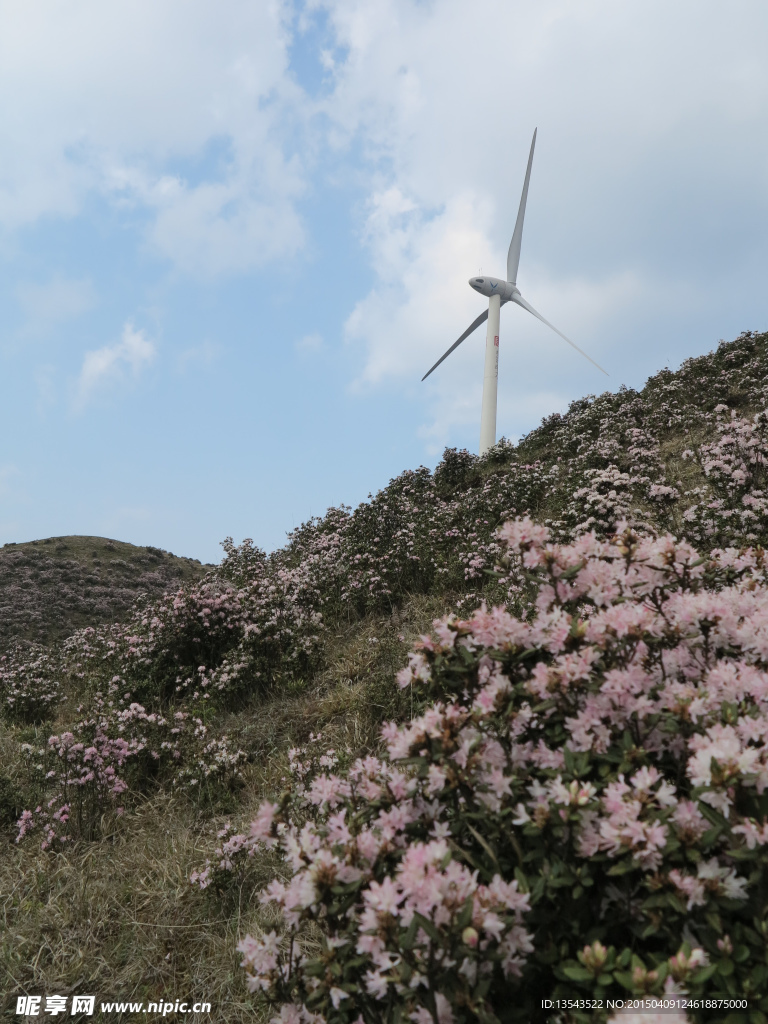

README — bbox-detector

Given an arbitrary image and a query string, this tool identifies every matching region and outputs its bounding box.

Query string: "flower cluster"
[222,517,768,1020]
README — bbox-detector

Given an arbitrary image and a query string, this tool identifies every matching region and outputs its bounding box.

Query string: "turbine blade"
[506,128,537,285]
[421,309,490,381]
[512,293,609,376]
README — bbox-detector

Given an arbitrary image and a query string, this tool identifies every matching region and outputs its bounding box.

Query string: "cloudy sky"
[2,0,767,562]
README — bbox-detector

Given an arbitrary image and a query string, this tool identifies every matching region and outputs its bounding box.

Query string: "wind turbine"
[421,129,608,456]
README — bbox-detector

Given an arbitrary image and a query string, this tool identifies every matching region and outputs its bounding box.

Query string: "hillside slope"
[0,536,211,647]
[3,329,768,1016]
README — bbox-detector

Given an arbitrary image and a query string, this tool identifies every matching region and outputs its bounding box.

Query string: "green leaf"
[705,911,723,933]
[667,893,687,914]
[642,893,671,910]
[560,561,585,580]
[607,859,636,876]
[457,897,473,930]
[400,916,419,951]
[532,698,557,713]
[701,825,723,846]
[411,911,441,944]
[561,965,594,982]
[448,839,483,872]
[465,821,501,872]
[692,964,717,983]
[302,958,326,978]
[726,846,757,861]
[698,801,729,828]
[613,970,635,991]
[473,977,492,1001]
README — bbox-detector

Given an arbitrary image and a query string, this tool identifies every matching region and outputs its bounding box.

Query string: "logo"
[494,336,499,347]
[16,996,92,1016]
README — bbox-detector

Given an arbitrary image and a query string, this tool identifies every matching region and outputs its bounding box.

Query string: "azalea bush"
[226,517,768,1022]
[0,642,62,723]
[59,565,325,708]
[16,685,246,848]
[680,405,768,548]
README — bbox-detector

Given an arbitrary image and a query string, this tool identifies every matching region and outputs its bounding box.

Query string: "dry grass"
[0,592,450,1020]
[0,791,271,1020]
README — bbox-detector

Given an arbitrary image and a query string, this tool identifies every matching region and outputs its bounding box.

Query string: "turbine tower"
[421,129,608,455]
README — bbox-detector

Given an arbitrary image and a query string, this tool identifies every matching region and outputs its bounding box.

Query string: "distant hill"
[0,535,213,647]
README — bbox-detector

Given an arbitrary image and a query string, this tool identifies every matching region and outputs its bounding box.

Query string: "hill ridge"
[0,534,212,648]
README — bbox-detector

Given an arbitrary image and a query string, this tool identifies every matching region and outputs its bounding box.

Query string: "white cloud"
[345,190,497,385]
[296,332,324,352]
[75,323,156,410]
[34,363,57,415]
[17,275,96,337]
[176,339,219,373]
[148,181,305,277]
[0,0,306,275]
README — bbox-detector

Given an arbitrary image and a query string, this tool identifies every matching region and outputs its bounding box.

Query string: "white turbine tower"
[422,129,608,456]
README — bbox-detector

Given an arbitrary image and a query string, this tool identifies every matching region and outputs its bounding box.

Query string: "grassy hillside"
[0,536,211,647]
[3,329,768,1020]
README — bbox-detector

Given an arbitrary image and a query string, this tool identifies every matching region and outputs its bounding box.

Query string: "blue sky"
[2,0,768,563]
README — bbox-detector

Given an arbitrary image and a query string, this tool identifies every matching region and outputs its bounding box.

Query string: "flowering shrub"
[16,684,246,848]
[681,406,768,547]
[0,643,62,723]
[60,566,325,708]
[228,518,768,1021]
[190,733,345,893]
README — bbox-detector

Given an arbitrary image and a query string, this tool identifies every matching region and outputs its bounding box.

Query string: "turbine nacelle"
[469,276,519,302]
